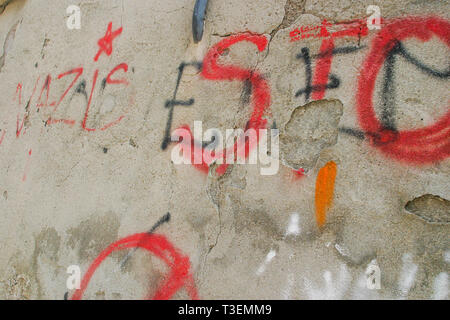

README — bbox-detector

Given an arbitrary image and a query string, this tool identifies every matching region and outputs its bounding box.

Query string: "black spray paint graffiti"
[161,62,202,151]
[119,212,171,269]
[63,212,171,300]
[380,40,450,132]
[295,45,365,102]
[340,40,450,142]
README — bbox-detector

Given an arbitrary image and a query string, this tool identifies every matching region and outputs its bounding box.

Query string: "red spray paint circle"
[71,233,198,300]
[175,33,271,176]
[356,17,450,164]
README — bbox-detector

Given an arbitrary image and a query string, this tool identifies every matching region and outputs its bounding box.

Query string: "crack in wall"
[0,19,19,72]
[0,0,14,15]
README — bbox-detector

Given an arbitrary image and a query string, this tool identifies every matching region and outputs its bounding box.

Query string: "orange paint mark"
[314,161,337,227]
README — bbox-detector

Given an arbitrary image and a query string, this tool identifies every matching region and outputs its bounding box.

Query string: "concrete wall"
[0,0,448,299]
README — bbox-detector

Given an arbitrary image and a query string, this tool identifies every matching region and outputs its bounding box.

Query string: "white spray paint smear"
[444,250,450,263]
[256,250,277,276]
[335,243,351,257]
[285,213,300,237]
[304,264,351,299]
[398,253,418,298]
[282,273,295,300]
[432,272,448,300]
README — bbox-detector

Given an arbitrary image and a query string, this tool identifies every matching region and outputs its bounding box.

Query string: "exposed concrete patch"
[33,227,61,265]
[1,269,32,299]
[66,213,120,262]
[31,227,61,299]
[279,0,306,29]
[405,194,450,224]
[280,99,343,171]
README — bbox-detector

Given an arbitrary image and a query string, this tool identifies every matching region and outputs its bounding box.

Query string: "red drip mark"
[71,233,198,300]
[106,63,129,86]
[22,149,32,182]
[356,16,450,164]
[15,83,25,137]
[176,33,271,176]
[15,78,40,138]
[94,22,123,62]
[14,83,23,105]
[0,130,6,145]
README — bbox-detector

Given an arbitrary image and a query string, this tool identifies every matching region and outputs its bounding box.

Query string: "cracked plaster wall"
[0,0,449,300]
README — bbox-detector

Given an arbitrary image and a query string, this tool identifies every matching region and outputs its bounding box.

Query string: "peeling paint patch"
[404,194,450,224]
[66,213,120,262]
[0,0,14,15]
[0,20,20,72]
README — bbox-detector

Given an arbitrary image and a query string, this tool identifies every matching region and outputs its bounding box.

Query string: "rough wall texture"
[0,0,449,300]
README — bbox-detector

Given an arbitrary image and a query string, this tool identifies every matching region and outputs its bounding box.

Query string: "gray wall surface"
[0,0,448,300]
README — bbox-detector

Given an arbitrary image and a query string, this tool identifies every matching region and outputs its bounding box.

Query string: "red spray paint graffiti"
[94,22,123,62]
[2,22,132,182]
[290,19,369,42]
[47,67,83,126]
[175,33,271,176]
[356,16,450,164]
[304,20,369,100]
[71,233,198,300]
[6,22,131,149]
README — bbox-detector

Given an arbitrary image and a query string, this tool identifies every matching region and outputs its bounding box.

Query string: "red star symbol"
[94,22,123,62]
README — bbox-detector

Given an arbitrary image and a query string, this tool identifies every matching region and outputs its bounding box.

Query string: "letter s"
[201,33,271,175]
